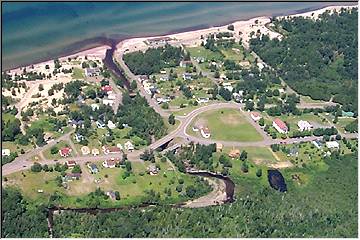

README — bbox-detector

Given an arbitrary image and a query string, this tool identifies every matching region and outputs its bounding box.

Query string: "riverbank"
[3,4,356,73]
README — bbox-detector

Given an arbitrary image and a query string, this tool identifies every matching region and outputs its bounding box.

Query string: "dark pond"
[267,169,287,192]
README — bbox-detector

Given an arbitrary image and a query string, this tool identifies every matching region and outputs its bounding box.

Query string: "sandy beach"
[4,4,356,74]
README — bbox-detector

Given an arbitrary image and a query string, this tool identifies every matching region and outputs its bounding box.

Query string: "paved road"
[115,49,169,117]
[3,100,357,176]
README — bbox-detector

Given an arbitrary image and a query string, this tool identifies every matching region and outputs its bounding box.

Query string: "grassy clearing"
[188,108,263,142]
[72,67,84,79]
[43,140,72,160]
[4,158,205,208]
[186,46,224,62]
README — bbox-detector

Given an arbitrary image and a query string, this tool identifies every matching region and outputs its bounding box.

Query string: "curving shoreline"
[3,4,356,72]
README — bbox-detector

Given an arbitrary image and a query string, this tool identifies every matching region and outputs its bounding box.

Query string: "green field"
[4,158,208,208]
[188,108,263,142]
[72,67,85,79]
[43,140,72,160]
[186,46,224,62]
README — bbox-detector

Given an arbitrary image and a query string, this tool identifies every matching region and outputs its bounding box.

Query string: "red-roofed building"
[59,147,72,158]
[65,160,76,168]
[102,158,117,168]
[272,118,288,134]
[102,146,121,155]
[250,112,261,121]
[101,85,113,93]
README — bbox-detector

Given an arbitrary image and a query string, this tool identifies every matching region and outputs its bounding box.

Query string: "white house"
[200,127,211,138]
[312,140,323,149]
[102,98,114,106]
[223,82,233,92]
[103,159,116,168]
[2,149,10,156]
[96,120,106,129]
[196,97,209,104]
[85,67,100,77]
[250,112,261,122]
[326,141,339,149]
[272,118,288,134]
[124,141,134,152]
[297,120,313,132]
[91,103,99,111]
[107,120,116,129]
[183,73,193,81]
[257,62,264,71]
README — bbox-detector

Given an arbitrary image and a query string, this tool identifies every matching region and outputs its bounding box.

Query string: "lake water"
[2,2,355,70]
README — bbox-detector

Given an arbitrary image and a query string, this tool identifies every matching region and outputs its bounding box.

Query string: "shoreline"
[3,3,357,72]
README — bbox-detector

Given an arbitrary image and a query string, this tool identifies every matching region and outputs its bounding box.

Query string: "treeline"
[116,92,167,144]
[1,188,49,238]
[50,153,357,238]
[123,44,184,75]
[250,8,358,113]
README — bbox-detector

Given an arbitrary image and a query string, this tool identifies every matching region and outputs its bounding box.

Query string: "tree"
[38,84,44,91]
[115,191,121,200]
[71,165,82,174]
[161,102,169,109]
[256,168,262,177]
[259,118,265,127]
[185,185,196,198]
[214,71,220,78]
[168,114,175,125]
[227,24,235,31]
[335,134,342,140]
[240,150,248,161]
[130,80,137,90]
[31,162,42,172]
[50,146,58,155]
[211,85,218,99]
[241,162,249,173]
[245,101,254,111]
[125,161,132,172]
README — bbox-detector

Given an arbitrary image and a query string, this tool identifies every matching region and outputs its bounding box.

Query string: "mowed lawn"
[189,108,263,141]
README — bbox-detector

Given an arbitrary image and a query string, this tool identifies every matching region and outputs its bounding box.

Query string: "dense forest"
[116,92,167,143]
[1,188,48,238]
[45,153,358,237]
[250,8,358,113]
[123,44,185,75]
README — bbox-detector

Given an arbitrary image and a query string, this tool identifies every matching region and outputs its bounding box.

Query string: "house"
[159,75,169,81]
[250,112,261,122]
[106,191,117,200]
[156,97,170,104]
[216,143,223,152]
[192,125,199,132]
[101,85,113,93]
[65,160,76,168]
[92,148,100,156]
[102,146,122,155]
[107,94,116,100]
[81,146,90,155]
[182,73,193,81]
[64,173,81,181]
[87,163,99,174]
[272,118,288,134]
[312,140,323,149]
[196,97,209,104]
[74,133,84,143]
[59,147,72,157]
[326,141,339,149]
[116,143,123,150]
[232,92,243,103]
[107,120,116,129]
[257,62,265,71]
[91,103,99,111]
[2,149,10,156]
[223,82,233,92]
[102,98,114,106]
[288,147,299,157]
[180,60,192,67]
[103,158,116,168]
[124,141,134,152]
[200,127,211,138]
[342,111,354,117]
[228,149,240,158]
[96,120,106,129]
[139,75,149,82]
[147,164,159,175]
[220,73,227,80]
[297,120,313,132]
[85,67,100,77]
[160,70,167,74]
[195,57,205,63]
[69,119,84,129]
[44,132,53,143]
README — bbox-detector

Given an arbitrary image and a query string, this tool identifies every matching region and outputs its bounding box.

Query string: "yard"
[43,140,73,160]
[188,108,263,142]
[72,67,85,79]
[3,158,209,208]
